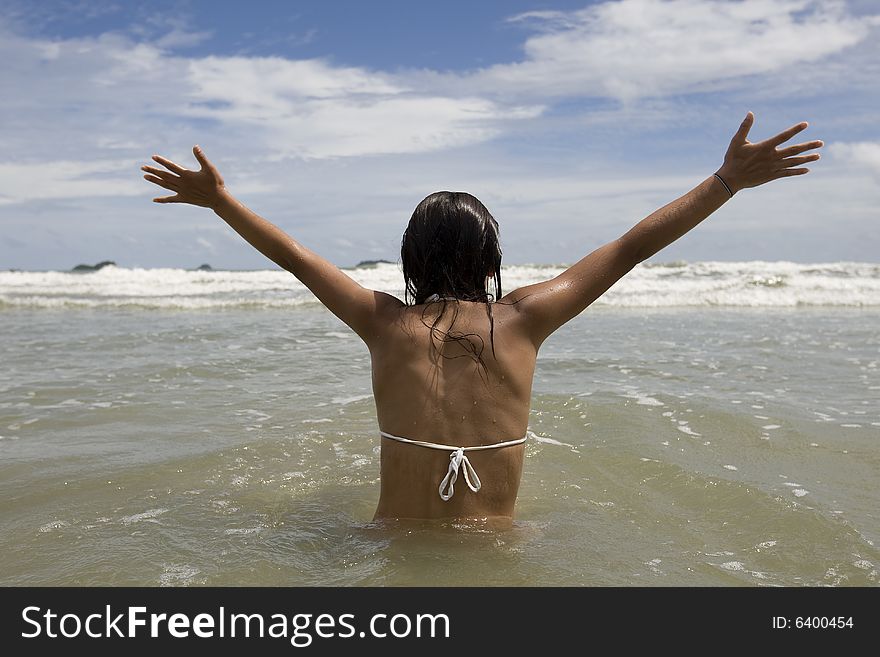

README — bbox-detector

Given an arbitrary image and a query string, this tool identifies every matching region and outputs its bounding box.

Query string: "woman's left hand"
[715,113,823,194]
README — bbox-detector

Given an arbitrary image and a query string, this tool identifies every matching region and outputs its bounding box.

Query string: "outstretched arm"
[142,146,402,342]
[503,112,823,346]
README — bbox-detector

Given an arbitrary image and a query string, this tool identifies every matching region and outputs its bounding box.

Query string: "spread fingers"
[779,153,821,168]
[143,174,178,192]
[776,140,824,157]
[151,155,187,174]
[141,165,179,181]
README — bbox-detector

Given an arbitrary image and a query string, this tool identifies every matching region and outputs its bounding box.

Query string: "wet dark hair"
[401,191,503,370]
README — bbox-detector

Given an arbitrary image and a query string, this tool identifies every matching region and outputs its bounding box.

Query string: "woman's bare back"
[370,300,537,519]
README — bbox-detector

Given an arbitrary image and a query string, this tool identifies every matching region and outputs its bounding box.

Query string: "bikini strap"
[379,430,526,450]
[379,430,528,502]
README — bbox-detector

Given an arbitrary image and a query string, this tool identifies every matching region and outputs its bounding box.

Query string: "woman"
[142,112,822,521]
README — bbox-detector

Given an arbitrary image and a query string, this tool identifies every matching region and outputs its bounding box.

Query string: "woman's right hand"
[715,112,823,194]
[142,146,226,208]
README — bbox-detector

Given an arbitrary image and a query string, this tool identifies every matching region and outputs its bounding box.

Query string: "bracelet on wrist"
[713,172,734,198]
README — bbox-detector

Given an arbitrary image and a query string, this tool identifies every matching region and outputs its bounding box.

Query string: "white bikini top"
[379,430,528,501]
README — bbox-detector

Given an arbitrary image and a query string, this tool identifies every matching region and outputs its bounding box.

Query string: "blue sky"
[1,0,878,270]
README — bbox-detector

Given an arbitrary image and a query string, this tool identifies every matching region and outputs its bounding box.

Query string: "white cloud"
[189,56,404,101]
[0,20,541,174]
[0,1,874,181]
[195,236,216,254]
[471,0,875,102]
[0,160,142,204]
[831,141,880,182]
[184,56,542,158]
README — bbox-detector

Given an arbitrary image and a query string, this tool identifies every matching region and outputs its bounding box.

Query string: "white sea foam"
[719,560,769,580]
[2,261,878,309]
[331,394,373,405]
[159,564,201,587]
[38,520,69,533]
[121,508,168,525]
[645,558,663,574]
[528,432,576,449]
[625,392,664,406]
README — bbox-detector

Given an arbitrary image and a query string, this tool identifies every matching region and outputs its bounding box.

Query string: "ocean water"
[0,262,878,586]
